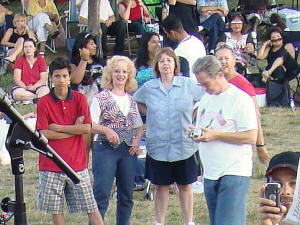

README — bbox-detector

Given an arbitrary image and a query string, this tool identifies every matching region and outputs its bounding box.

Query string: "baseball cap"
[265,151,300,177]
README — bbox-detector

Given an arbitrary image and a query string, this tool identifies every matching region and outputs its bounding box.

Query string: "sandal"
[4,56,14,63]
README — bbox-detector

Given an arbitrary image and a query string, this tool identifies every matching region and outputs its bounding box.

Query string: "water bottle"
[290,98,296,112]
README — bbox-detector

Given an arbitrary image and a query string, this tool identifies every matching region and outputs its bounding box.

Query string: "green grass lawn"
[1,0,300,224]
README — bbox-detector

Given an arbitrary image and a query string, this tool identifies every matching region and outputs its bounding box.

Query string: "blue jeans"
[203,175,250,225]
[92,141,137,225]
[201,13,226,51]
[135,158,146,186]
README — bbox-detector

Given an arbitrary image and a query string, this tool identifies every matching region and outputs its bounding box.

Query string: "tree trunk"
[88,0,102,57]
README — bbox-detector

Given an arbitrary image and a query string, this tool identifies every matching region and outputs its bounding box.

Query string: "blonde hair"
[13,13,27,27]
[101,55,137,93]
[153,47,180,77]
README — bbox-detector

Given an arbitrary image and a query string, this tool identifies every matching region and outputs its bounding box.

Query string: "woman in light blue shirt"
[134,47,204,225]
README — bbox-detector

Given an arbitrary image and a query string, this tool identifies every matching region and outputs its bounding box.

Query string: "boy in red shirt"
[36,57,104,225]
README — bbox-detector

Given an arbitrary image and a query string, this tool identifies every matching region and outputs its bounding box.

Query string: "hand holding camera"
[258,184,286,225]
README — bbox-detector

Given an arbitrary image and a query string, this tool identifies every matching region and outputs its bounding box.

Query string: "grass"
[1,0,300,224]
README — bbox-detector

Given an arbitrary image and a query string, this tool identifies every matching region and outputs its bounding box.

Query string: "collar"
[149,76,182,88]
[179,35,192,44]
[50,87,73,102]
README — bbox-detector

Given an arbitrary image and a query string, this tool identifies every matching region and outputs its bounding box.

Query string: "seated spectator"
[257,27,298,107]
[258,151,300,225]
[79,0,126,58]
[12,38,49,103]
[217,12,255,74]
[196,0,228,54]
[27,0,60,55]
[118,0,152,36]
[1,13,36,63]
[135,32,161,88]
[0,3,13,41]
[167,0,199,37]
[70,33,106,105]
[0,3,12,27]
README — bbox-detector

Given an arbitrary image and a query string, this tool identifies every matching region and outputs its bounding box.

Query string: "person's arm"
[118,1,132,20]
[1,28,15,48]
[285,43,295,59]
[31,71,48,90]
[0,4,12,15]
[48,115,91,135]
[245,42,255,54]
[47,0,59,23]
[104,15,116,27]
[27,26,37,43]
[79,16,88,25]
[199,6,228,17]
[257,40,271,60]
[70,48,90,84]
[137,0,152,20]
[129,126,143,155]
[92,123,120,145]
[258,186,287,225]
[177,0,196,6]
[13,68,27,89]
[137,103,147,115]
[40,129,74,140]
[194,128,257,144]
[252,96,269,164]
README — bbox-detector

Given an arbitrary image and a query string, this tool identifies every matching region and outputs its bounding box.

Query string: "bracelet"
[256,144,265,148]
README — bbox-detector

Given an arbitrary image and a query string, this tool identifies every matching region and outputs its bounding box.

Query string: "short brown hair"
[153,47,180,77]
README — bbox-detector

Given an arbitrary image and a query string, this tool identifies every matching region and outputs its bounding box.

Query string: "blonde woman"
[1,13,36,63]
[90,55,143,225]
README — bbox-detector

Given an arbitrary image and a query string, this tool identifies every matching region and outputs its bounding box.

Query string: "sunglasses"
[271,38,282,42]
[231,21,243,24]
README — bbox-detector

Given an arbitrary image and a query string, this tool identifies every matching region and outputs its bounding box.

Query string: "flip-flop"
[4,56,14,63]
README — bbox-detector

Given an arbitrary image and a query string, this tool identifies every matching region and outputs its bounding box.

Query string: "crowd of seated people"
[0,0,299,103]
[1,1,300,225]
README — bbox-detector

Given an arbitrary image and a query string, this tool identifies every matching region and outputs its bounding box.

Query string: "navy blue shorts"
[145,152,201,185]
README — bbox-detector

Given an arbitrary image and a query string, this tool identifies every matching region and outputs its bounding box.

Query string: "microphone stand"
[0,88,80,225]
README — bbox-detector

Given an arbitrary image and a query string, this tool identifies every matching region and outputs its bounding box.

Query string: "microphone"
[0,87,80,184]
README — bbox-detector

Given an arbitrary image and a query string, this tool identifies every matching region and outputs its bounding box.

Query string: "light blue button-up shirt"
[134,76,205,162]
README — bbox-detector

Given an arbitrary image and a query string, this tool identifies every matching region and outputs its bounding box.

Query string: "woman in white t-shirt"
[90,55,143,225]
[217,12,255,74]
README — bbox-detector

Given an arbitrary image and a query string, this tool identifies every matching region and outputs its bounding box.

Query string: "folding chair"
[64,0,87,53]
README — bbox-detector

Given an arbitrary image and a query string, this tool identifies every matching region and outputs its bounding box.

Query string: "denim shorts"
[145,153,200,185]
[38,169,98,214]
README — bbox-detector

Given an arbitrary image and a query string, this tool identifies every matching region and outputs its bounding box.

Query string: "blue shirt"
[134,76,205,162]
[136,66,154,88]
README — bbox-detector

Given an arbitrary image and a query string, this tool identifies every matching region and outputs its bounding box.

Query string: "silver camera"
[190,128,202,139]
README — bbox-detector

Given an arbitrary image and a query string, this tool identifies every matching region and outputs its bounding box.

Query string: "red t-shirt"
[119,0,147,20]
[229,75,256,97]
[36,89,91,172]
[14,55,47,86]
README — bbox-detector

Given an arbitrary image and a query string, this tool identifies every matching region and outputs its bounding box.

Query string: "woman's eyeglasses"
[271,38,282,43]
